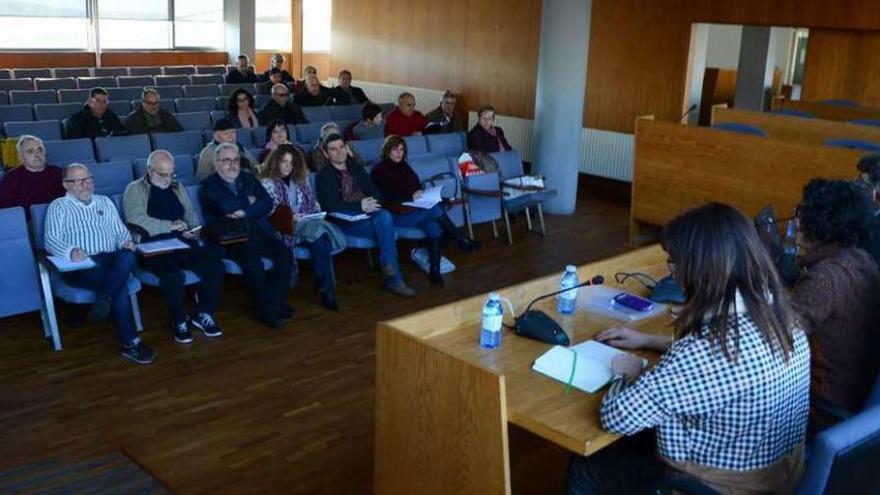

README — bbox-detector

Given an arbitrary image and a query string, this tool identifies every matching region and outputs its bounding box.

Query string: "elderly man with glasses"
[258,83,309,125]
[199,143,293,329]
[123,150,225,344]
[44,163,155,364]
[124,88,182,135]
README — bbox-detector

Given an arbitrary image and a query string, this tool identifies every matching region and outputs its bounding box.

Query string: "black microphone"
[678,104,698,123]
[514,275,604,346]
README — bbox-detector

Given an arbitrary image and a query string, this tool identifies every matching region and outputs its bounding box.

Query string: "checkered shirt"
[600,312,810,471]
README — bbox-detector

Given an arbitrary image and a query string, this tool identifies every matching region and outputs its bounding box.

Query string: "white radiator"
[333,80,635,181]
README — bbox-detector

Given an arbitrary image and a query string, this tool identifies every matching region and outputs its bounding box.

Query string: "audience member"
[260,53,295,84]
[257,68,285,95]
[0,135,65,217]
[258,83,308,126]
[331,70,369,105]
[566,203,809,495]
[225,54,258,84]
[384,92,427,137]
[856,153,880,266]
[66,87,128,139]
[227,88,260,129]
[370,136,478,285]
[196,119,257,180]
[124,88,182,135]
[424,91,464,134]
[260,144,345,310]
[316,133,414,297]
[310,123,364,172]
[199,143,293,328]
[352,103,385,141]
[45,164,155,364]
[791,179,880,433]
[258,119,293,163]
[294,74,333,107]
[467,105,511,153]
[123,150,224,343]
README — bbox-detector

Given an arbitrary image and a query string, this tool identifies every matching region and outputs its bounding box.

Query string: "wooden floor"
[0,183,631,494]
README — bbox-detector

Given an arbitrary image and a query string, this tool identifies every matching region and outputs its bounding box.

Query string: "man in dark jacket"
[294,74,333,107]
[260,53,295,84]
[124,88,182,135]
[258,83,308,125]
[315,133,414,297]
[66,87,128,139]
[199,142,293,328]
[424,90,465,134]
[225,54,258,84]
[331,70,369,105]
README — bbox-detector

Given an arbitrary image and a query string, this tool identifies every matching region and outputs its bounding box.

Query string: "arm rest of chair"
[461,187,503,198]
[503,183,547,192]
[443,198,467,207]
[813,397,856,423]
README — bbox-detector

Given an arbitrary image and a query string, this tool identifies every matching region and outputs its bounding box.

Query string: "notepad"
[48,255,96,272]
[297,212,327,222]
[532,340,647,394]
[402,184,443,209]
[136,238,190,255]
[329,212,370,222]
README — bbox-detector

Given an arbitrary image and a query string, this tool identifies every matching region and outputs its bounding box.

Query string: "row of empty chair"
[0,65,239,81]
[0,82,299,104]
[0,74,247,92]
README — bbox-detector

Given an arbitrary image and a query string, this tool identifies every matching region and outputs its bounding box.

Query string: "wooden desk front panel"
[631,119,864,234]
[383,246,670,457]
[711,107,880,147]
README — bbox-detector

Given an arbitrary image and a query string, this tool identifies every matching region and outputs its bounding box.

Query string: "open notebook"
[532,340,647,393]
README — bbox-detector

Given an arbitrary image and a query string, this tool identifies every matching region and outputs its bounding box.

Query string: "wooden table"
[375,245,673,494]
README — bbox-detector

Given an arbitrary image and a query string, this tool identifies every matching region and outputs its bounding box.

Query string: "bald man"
[293,74,333,107]
[123,150,225,343]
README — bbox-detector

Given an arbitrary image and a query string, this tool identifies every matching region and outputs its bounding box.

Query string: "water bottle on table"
[557,265,579,314]
[480,292,503,349]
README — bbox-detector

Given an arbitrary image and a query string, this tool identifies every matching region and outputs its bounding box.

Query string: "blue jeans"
[63,249,138,347]
[336,209,401,285]
[305,233,335,293]
[391,205,443,238]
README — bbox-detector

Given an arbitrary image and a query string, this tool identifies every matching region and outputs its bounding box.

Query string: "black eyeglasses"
[64,176,94,186]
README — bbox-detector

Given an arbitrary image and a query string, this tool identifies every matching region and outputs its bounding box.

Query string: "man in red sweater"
[0,135,65,218]
[384,92,428,137]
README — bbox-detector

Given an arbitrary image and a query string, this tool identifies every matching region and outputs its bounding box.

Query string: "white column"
[531,0,592,215]
[224,0,256,64]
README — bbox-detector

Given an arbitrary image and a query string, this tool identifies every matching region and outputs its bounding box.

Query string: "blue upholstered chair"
[711,122,768,138]
[4,120,63,141]
[183,85,221,98]
[426,132,466,158]
[57,89,91,104]
[175,97,218,113]
[153,130,205,156]
[330,104,363,122]
[195,65,227,75]
[163,66,196,76]
[296,122,326,145]
[76,76,118,89]
[461,171,503,241]
[219,83,258,96]
[0,207,58,349]
[174,111,212,132]
[34,102,82,121]
[29,203,144,351]
[824,139,880,153]
[493,149,557,243]
[91,67,128,77]
[106,100,131,116]
[90,160,135,195]
[116,76,155,88]
[33,77,77,90]
[0,79,34,91]
[0,105,34,131]
[9,90,57,105]
[302,106,333,123]
[14,68,51,79]
[350,138,385,166]
[128,67,162,76]
[53,68,91,79]
[107,86,142,102]
[403,135,432,160]
[189,74,223,86]
[156,86,184,100]
[154,75,190,86]
[45,138,96,165]
[95,134,151,162]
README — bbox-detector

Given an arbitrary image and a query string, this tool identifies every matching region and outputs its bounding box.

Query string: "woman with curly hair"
[792,178,880,433]
[227,88,260,129]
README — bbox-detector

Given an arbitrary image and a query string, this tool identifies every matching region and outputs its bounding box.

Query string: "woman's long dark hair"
[662,203,797,362]
[227,88,255,115]
[263,144,308,184]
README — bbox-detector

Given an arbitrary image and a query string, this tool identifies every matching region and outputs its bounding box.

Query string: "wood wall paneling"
[302,52,331,81]
[802,29,880,106]
[0,52,95,70]
[100,52,227,67]
[255,51,295,74]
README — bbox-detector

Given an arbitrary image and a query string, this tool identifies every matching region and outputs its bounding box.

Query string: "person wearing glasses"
[384,92,427,137]
[124,88,182,135]
[196,118,258,181]
[199,143,293,329]
[790,179,880,433]
[44,163,155,365]
[567,203,810,495]
[227,88,261,129]
[122,150,225,344]
[260,54,295,84]
[258,83,308,125]
[0,135,65,218]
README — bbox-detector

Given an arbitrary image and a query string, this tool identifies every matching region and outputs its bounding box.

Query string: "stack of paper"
[402,184,443,209]
[297,212,327,222]
[532,340,646,393]
[329,212,370,222]
[136,238,190,255]
[47,256,96,272]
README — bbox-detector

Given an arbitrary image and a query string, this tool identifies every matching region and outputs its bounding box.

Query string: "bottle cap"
[488,292,500,301]
[565,265,577,272]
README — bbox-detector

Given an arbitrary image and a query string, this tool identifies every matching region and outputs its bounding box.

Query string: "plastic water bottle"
[784,218,798,256]
[479,293,503,349]
[557,265,579,315]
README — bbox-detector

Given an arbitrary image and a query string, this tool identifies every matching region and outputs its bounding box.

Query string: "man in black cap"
[66,87,129,139]
[258,83,309,125]
[196,118,258,180]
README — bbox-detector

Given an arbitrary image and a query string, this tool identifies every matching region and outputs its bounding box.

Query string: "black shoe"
[429,271,445,287]
[320,291,339,311]
[255,313,284,329]
[275,304,295,320]
[383,282,416,297]
[173,321,193,344]
[89,295,112,322]
[458,238,481,253]
[120,340,156,365]
[191,312,223,338]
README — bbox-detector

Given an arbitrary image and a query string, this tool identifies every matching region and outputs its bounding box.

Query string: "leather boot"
[427,238,444,286]
[437,213,480,252]
[382,263,415,297]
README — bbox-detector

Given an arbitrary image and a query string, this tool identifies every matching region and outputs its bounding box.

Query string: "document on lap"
[136,238,191,256]
[402,184,443,209]
[329,212,370,222]
[48,255,97,272]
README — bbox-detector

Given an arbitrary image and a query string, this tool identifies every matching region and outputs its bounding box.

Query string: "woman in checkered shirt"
[566,203,810,495]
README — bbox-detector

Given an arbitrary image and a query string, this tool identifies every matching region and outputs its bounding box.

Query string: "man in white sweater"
[45,163,155,364]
